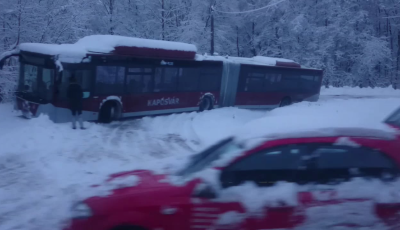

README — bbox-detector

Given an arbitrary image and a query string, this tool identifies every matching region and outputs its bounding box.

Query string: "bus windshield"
[19,63,54,102]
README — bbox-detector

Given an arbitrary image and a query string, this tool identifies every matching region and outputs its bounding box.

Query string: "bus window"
[265,73,282,91]
[198,67,221,91]
[154,67,178,92]
[178,68,199,91]
[299,75,316,93]
[95,66,125,95]
[39,68,54,101]
[60,69,92,99]
[19,64,54,101]
[281,74,299,91]
[126,74,152,93]
[20,64,38,92]
[245,77,264,92]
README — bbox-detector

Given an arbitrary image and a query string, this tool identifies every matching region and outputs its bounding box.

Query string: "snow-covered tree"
[1,0,400,97]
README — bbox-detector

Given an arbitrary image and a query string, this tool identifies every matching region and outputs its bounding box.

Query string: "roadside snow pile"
[321,86,400,97]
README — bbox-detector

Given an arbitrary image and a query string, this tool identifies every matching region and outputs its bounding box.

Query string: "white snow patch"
[299,200,387,229]
[55,59,64,72]
[334,137,361,148]
[89,175,140,197]
[316,178,400,203]
[217,182,298,216]
[214,211,245,227]
[321,86,400,97]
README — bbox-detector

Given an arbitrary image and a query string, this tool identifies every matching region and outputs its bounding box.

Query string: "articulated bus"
[0,35,323,123]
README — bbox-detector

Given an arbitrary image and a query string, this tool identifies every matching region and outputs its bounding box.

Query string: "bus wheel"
[279,97,292,107]
[99,101,121,123]
[199,97,213,112]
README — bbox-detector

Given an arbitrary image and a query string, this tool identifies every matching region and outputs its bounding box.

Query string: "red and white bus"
[0,35,323,123]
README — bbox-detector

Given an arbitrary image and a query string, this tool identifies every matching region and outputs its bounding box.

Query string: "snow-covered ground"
[320,85,400,97]
[0,87,400,230]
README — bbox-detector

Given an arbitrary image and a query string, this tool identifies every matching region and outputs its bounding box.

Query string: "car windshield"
[385,107,400,128]
[19,63,54,101]
[177,137,244,177]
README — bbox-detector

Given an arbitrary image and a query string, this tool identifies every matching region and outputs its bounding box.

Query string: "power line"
[211,0,286,14]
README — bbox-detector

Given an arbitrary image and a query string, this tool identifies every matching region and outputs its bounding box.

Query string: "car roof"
[236,127,399,148]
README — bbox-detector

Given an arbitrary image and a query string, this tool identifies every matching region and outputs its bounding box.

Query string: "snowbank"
[321,86,400,97]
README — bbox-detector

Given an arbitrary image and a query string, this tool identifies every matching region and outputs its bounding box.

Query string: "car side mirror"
[83,92,90,99]
[193,183,218,199]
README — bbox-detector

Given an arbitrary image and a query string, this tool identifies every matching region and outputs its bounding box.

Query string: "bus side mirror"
[83,92,90,99]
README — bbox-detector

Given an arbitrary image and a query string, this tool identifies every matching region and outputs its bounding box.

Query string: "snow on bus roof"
[19,35,197,63]
[195,54,302,68]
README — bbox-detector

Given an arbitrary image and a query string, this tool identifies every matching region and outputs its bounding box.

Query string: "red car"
[64,109,400,230]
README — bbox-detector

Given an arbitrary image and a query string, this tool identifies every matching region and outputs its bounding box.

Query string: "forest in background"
[1,0,400,100]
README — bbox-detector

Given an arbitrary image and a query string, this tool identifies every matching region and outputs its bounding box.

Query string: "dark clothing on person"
[67,83,83,116]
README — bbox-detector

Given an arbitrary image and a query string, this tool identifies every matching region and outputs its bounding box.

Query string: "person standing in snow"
[67,75,84,129]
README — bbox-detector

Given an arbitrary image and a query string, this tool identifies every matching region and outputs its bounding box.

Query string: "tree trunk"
[109,0,114,35]
[162,0,165,40]
[210,11,214,55]
[251,21,256,56]
[236,26,240,56]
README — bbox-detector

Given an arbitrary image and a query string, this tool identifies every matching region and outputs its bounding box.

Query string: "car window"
[220,145,310,188]
[313,145,398,184]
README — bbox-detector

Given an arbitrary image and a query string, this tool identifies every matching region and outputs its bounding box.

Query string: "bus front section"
[15,52,58,120]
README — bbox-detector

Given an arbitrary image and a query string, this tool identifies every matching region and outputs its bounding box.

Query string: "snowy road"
[0,93,399,230]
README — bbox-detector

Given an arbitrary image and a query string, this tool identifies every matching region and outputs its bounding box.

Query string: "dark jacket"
[67,83,83,108]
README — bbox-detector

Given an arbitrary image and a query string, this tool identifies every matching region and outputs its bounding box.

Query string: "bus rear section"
[216,60,323,110]
[233,65,322,109]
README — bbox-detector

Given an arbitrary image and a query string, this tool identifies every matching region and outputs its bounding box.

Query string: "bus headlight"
[71,202,92,219]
